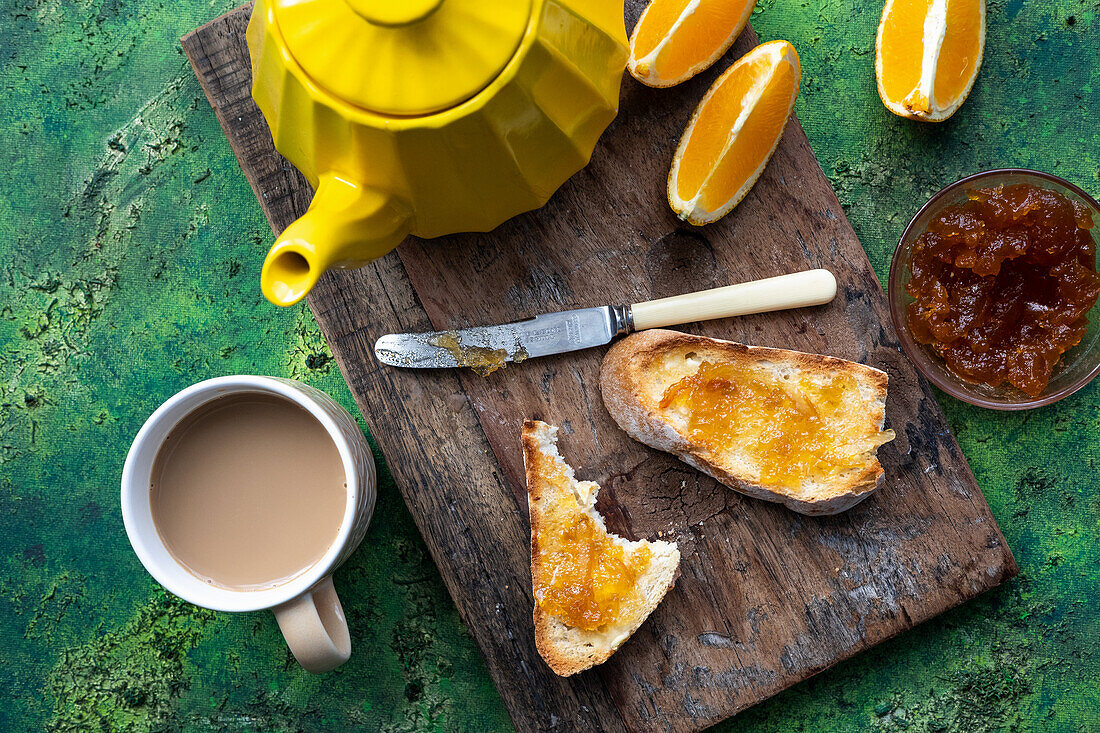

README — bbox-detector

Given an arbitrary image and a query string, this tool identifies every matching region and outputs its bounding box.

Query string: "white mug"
[121,376,376,673]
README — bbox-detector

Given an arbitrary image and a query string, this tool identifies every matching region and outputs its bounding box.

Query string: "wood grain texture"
[182,6,1017,731]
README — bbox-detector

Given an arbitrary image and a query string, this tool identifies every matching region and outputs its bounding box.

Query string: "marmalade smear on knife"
[429,331,523,377]
[533,468,651,631]
[659,361,893,490]
[906,183,1100,396]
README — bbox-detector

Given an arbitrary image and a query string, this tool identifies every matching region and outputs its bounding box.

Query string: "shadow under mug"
[121,376,377,673]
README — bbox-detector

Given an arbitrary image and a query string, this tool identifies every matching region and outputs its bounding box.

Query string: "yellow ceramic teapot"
[247,0,628,306]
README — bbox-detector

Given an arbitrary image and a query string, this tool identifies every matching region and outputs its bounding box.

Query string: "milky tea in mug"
[149,392,347,590]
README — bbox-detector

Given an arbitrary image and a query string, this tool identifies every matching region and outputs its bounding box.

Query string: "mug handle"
[273,576,351,673]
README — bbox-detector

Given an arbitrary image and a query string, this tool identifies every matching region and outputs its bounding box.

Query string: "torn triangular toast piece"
[522,420,680,676]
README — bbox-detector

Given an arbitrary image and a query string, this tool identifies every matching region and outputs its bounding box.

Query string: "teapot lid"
[272,0,534,116]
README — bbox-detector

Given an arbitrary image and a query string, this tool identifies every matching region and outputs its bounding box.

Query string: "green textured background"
[1,0,1097,730]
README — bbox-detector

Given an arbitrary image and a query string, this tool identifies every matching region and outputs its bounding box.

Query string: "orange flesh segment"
[934,0,983,107]
[878,0,929,108]
[659,361,894,490]
[674,54,762,200]
[631,0,757,84]
[631,0,689,60]
[878,0,982,115]
[671,41,799,218]
[698,56,796,212]
[633,0,761,83]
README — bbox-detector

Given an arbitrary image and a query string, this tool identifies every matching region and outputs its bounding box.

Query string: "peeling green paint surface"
[0,0,1096,730]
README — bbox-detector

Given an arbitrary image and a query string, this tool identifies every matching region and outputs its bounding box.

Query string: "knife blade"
[374,305,632,371]
[373,269,837,372]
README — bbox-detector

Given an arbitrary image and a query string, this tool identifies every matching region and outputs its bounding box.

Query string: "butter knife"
[374,269,837,371]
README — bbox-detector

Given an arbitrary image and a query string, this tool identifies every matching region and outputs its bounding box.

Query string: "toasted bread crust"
[600,330,891,516]
[523,420,680,676]
[522,422,583,676]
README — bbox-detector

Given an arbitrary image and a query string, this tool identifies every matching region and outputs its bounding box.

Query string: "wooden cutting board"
[183,6,1017,731]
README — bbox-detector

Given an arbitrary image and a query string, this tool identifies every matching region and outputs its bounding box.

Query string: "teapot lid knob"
[344,0,444,26]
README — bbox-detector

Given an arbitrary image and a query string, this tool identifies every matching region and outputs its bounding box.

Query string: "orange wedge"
[875,0,986,122]
[628,0,759,87]
[668,40,800,225]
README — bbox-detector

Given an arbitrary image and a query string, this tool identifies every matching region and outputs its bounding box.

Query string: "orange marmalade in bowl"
[906,183,1100,397]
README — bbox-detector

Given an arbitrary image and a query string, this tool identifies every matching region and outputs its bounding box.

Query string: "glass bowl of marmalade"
[888,169,1100,409]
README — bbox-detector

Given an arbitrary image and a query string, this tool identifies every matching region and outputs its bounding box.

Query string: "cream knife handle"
[630,269,837,331]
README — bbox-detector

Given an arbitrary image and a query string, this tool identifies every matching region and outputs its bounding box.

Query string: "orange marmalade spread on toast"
[659,361,894,490]
[533,471,651,631]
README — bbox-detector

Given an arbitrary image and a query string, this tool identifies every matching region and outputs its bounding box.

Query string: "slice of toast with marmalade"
[600,329,895,515]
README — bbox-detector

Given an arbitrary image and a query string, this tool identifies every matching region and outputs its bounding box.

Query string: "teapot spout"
[261,173,411,306]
